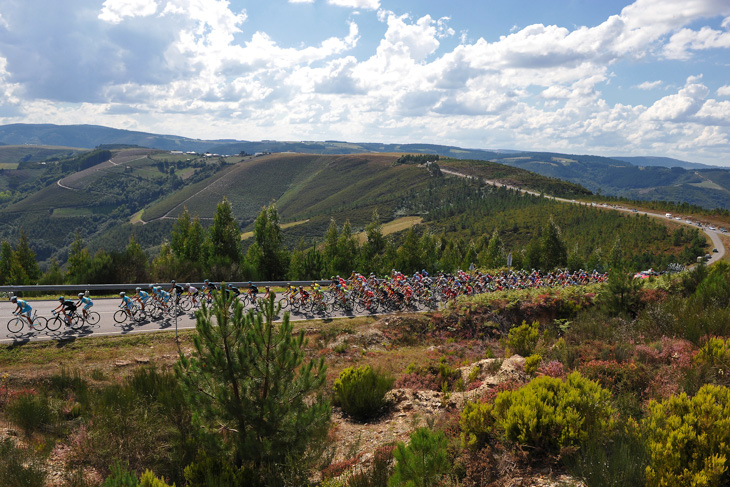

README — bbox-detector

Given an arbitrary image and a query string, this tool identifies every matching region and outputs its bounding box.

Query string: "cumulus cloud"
[99,0,158,24]
[663,26,730,59]
[328,0,379,10]
[636,80,662,90]
[643,76,709,122]
[1,0,730,164]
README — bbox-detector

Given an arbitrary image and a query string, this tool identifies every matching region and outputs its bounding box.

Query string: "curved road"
[440,168,726,265]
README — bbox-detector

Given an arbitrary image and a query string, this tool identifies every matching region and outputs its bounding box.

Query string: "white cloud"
[328,0,379,10]
[99,0,158,24]
[636,80,662,90]
[289,0,314,3]
[663,26,730,59]
[718,85,730,96]
[643,76,709,122]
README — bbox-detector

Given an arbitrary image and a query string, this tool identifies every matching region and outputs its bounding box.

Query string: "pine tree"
[176,290,331,485]
[336,220,358,275]
[209,197,242,266]
[482,230,505,269]
[397,227,421,274]
[253,202,289,280]
[66,232,91,284]
[14,228,40,282]
[361,210,386,275]
[0,241,12,285]
[541,218,567,270]
[323,219,339,277]
[389,428,451,487]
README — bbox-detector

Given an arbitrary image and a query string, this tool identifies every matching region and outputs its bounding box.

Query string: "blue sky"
[0,0,729,165]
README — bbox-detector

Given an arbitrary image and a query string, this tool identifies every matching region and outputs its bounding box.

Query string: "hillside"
[1,123,728,210]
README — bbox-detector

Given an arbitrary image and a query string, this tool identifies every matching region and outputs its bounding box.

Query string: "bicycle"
[7,311,47,333]
[114,304,146,324]
[48,310,83,331]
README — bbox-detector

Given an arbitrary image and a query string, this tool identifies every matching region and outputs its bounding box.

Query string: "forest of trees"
[0,194,708,286]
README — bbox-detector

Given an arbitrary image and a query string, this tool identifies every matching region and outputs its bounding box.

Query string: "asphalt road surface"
[0,297,389,344]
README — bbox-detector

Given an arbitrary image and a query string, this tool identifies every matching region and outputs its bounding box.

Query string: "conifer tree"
[0,241,12,285]
[323,219,339,276]
[252,202,289,280]
[176,289,330,485]
[66,232,91,284]
[14,228,40,282]
[336,220,358,275]
[541,218,567,270]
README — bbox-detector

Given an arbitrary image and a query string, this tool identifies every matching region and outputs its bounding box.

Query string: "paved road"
[440,168,726,265]
[0,297,384,344]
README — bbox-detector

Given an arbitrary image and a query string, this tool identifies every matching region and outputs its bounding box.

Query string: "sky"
[0,1,729,165]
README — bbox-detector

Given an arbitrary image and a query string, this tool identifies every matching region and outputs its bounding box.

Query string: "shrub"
[102,460,138,487]
[333,365,394,421]
[642,384,730,487]
[139,469,176,487]
[389,428,451,487]
[505,321,539,356]
[564,426,647,487]
[0,438,47,487]
[460,401,495,449]
[492,372,615,453]
[5,391,55,436]
[347,445,394,487]
[524,354,542,375]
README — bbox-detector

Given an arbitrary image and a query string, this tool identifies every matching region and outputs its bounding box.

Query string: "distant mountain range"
[1,123,729,209]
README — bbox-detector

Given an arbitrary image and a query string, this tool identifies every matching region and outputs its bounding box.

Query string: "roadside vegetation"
[2,263,730,485]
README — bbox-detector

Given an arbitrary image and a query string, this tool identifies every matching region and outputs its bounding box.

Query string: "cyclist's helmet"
[10,296,17,302]
[120,292,126,296]
[204,279,209,284]
[186,283,190,288]
[265,286,270,291]
[58,296,64,302]
[227,283,232,288]
[171,279,176,284]
[78,293,84,298]
[135,287,141,292]
[248,281,252,285]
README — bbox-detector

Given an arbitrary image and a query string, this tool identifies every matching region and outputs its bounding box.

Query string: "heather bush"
[460,401,495,449]
[524,354,541,375]
[504,321,539,357]
[139,470,176,487]
[643,384,730,487]
[333,365,394,421]
[492,372,615,453]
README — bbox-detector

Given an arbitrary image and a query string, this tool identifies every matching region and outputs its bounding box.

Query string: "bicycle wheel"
[85,311,100,325]
[46,316,63,331]
[113,309,128,323]
[69,314,85,331]
[133,308,147,322]
[178,297,192,312]
[7,317,23,333]
[277,297,289,310]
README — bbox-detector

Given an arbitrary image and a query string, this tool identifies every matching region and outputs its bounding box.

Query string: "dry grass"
[240,219,310,240]
[355,216,423,243]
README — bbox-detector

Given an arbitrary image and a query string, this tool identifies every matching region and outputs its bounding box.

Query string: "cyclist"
[53,296,77,325]
[226,283,241,296]
[134,287,150,310]
[247,281,259,300]
[119,291,135,319]
[10,296,33,326]
[170,280,185,304]
[186,283,199,307]
[263,286,274,301]
[76,292,93,319]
